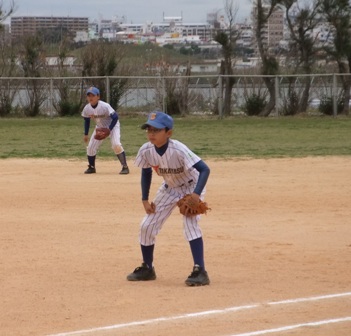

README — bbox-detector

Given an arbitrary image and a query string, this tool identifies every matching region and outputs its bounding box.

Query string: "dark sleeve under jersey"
[109,112,119,130]
[141,167,152,201]
[84,117,90,135]
[192,160,210,195]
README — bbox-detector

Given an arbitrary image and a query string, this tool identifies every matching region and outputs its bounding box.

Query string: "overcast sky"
[8,0,253,23]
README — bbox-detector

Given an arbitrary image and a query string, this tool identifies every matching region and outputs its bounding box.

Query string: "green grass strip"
[1,116,351,159]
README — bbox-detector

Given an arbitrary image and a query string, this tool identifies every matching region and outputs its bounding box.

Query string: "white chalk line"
[48,291,351,336]
[229,317,351,336]
[268,291,351,306]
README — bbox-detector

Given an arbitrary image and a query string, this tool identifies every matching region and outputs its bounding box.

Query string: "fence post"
[275,76,279,117]
[106,76,110,104]
[218,75,223,119]
[332,74,337,118]
[162,77,166,113]
[49,78,54,118]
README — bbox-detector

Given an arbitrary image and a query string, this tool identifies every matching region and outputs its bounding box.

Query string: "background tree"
[0,0,17,116]
[282,0,322,114]
[0,35,19,116]
[0,0,15,28]
[80,40,131,110]
[320,0,351,115]
[253,0,281,116]
[17,34,47,116]
[149,59,194,116]
[214,0,240,116]
[50,37,83,116]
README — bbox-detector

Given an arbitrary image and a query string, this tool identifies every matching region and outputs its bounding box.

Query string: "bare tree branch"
[0,0,16,24]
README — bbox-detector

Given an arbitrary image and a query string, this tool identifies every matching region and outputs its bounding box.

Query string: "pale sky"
[7,0,253,23]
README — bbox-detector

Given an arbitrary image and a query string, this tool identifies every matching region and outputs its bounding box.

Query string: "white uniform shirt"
[135,139,201,188]
[81,101,117,128]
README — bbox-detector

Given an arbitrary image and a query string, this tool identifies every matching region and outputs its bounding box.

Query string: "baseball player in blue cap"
[127,111,211,286]
[81,86,129,174]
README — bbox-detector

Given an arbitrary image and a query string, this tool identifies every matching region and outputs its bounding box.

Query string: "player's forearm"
[141,167,152,200]
[109,112,118,130]
[193,160,210,195]
[84,117,90,135]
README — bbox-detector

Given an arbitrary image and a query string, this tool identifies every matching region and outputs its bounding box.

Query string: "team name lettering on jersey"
[158,167,184,175]
[89,114,107,118]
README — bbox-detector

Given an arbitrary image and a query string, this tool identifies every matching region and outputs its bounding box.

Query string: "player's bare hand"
[83,135,89,144]
[142,201,156,214]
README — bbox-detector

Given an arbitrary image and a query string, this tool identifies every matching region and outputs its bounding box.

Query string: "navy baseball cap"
[86,87,100,96]
[141,111,174,130]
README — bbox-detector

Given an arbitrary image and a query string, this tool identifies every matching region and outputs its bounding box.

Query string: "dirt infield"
[1,157,351,336]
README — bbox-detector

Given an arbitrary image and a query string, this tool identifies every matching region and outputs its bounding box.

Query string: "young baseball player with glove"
[127,111,211,286]
[81,86,129,175]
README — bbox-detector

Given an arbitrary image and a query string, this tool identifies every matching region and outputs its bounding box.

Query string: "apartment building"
[10,16,89,38]
[265,8,284,48]
[251,5,285,54]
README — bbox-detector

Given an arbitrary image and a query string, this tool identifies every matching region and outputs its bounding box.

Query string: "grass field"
[1,115,351,159]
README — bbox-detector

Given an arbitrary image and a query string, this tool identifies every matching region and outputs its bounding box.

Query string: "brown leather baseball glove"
[177,194,211,217]
[94,127,110,140]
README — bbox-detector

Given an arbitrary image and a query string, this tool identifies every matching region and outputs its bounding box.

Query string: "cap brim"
[141,121,165,129]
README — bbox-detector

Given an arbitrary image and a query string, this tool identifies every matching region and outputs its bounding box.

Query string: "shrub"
[58,100,82,116]
[242,94,266,116]
[24,101,41,117]
[280,91,299,116]
[165,94,181,115]
[0,96,12,117]
[318,95,343,116]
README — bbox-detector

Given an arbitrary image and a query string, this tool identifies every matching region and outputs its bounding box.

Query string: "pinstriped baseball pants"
[139,183,206,246]
[87,124,124,156]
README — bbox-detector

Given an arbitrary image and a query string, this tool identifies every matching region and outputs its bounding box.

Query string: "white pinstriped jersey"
[135,139,201,187]
[81,101,117,129]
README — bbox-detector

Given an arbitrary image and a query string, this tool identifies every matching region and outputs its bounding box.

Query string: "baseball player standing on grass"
[127,111,211,286]
[81,86,129,175]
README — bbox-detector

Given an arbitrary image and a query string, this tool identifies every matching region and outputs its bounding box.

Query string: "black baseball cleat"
[84,165,96,174]
[185,265,210,286]
[119,166,130,175]
[127,263,156,281]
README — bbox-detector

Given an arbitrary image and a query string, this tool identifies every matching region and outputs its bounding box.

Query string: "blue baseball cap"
[86,87,100,96]
[141,111,174,130]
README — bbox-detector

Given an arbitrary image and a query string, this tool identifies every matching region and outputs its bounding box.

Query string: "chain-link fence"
[0,74,349,117]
